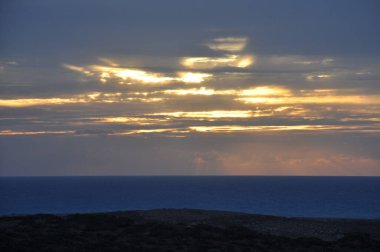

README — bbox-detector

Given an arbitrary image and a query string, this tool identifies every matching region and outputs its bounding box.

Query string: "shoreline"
[2,208,380,221]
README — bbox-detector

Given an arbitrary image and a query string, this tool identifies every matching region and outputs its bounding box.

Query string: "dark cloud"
[1,0,379,59]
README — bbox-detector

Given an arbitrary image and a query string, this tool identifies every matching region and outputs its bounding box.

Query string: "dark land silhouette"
[1,209,380,251]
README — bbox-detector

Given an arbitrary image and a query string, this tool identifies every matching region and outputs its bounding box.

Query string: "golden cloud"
[0,98,87,107]
[151,110,253,119]
[64,64,213,84]
[0,92,164,107]
[181,55,253,69]
[93,116,169,125]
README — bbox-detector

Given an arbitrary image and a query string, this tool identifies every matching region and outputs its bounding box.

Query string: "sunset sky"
[1,0,379,176]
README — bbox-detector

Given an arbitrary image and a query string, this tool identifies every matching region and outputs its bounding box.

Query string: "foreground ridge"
[1,209,380,251]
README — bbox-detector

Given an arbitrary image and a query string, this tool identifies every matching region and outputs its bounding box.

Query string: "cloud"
[161,87,217,96]
[0,130,74,136]
[64,63,213,84]
[95,116,169,125]
[1,0,379,175]
[306,74,333,81]
[178,72,213,83]
[205,37,248,52]
[150,110,253,119]
[0,91,166,107]
[181,55,254,69]
[235,88,380,105]
[0,97,88,107]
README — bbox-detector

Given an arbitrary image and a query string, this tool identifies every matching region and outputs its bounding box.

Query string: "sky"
[0,0,380,176]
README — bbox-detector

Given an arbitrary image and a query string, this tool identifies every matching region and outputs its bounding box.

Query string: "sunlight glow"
[178,72,213,83]
[111,128,189,136]
[187,125,368,133]
[95,117,168,125]
[163,87,216,96]
[151,110,253,119]
[0,92,161,107]
[236,95,380,105]
[238,86,290,97]
[63,64,93,76]
[0,98,87,107]
[92,65,175,84]
[65,63,213,84]
[237,56,254,68]
[181,55,253,69]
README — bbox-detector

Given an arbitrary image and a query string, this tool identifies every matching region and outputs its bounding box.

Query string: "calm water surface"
[1,176,379,218]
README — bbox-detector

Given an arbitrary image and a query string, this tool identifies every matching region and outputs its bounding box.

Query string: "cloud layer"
[1,0,379,175]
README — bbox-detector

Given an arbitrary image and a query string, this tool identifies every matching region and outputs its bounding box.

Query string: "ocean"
[0,176,379,218]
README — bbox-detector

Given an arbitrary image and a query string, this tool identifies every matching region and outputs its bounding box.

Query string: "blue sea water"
[0,176,379,219]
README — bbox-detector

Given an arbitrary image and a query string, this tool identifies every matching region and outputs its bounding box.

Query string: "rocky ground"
[1,209,380,251]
